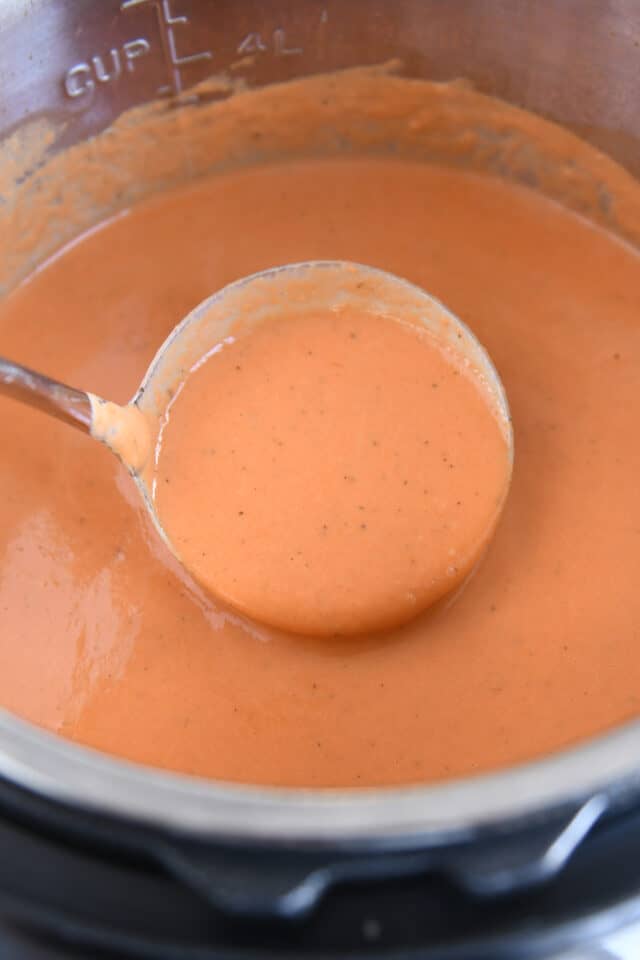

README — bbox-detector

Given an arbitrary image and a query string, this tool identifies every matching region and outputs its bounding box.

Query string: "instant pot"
[2,1,640,957]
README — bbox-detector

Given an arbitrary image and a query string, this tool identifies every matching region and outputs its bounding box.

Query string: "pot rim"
[1,707,639,845]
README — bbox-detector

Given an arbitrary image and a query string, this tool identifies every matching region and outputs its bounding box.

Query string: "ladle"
[0,260,513,632]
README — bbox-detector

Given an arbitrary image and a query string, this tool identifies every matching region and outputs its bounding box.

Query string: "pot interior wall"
[1,0,639,176]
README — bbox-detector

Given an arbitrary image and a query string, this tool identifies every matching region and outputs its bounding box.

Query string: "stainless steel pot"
[1,2,640,955]
[0,0,640,842]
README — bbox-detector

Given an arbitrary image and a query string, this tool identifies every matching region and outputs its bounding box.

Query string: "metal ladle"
[0,260,513,623]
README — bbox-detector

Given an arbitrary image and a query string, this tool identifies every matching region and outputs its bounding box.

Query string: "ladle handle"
[0,355,92,433]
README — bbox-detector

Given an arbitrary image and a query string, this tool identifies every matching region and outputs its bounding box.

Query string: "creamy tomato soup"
[151,300,510,636]
[1,69,639,787]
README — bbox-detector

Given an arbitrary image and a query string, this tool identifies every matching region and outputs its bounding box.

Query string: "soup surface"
[1,98,640,786]
[152,299,511,637]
